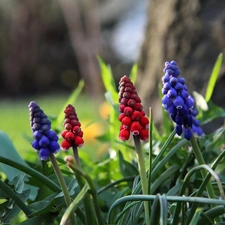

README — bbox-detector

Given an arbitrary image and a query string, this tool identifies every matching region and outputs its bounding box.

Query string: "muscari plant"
[0,54,225,225]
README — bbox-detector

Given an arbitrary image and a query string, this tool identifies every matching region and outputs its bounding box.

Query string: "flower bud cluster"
[118,75,149,141]
[162,61,203,140]
[28,101,60,160]
[61,104,84,150]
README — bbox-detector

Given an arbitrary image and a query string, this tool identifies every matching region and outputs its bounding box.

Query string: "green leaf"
[150,195,160,225]
[205,53,223,102]
[159,194,168,225]
[200,126,225,149]
[29,179,78,216]
[8,173,25,194]
[199,100,225,124]
[95,131,112,142]
[28,192,60,216]
[0,132,28,181]
[56,80,84,128]
[60,184,89,225]
[8,172,39,201]
[104,91,118,112]
[189,208,202,225]
[2,189,30,223]
[129,64,138,84]
[118,151,138,178]
[97,56,118,102]
[19,214,55,225]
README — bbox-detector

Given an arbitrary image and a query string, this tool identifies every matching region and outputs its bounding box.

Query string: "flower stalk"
[73,145,81,169]
[50,154,77,225]
[133,135,150,225]
[148,107,153,195]
[65,156,104,225]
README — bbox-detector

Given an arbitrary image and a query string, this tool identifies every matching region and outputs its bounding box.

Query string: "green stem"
[0,157,60,192]
[0,179,32,216]
[190,136,215,199]
[67,161,105,225]
[73,146,81,169]
[75,171,97,225]
[49,154,77,225]
[133,135,150,225]
[60,184,89,225]
[148,107,153,194]
[97,176,135,194]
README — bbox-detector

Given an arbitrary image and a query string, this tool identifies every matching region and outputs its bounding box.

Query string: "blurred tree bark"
[2,0,44,95]
[58,0,103,97]
[137,0,225,125]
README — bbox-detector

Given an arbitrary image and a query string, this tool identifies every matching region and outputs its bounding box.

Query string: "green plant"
[0,54,225,225]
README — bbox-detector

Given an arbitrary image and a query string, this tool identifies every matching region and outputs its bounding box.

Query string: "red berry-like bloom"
[118,75,149,141]
[61,104,84,150]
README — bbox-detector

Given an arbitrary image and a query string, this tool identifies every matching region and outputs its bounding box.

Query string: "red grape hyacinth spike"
[61,104,84,150]
[118,75,149,141]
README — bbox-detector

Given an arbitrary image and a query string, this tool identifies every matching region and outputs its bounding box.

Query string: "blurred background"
[0,0,148,159]
[0,0,148,97]
[1,0,225,160]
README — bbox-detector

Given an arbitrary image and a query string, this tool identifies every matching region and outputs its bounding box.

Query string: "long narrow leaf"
[151,165,180,193]
[186,150,225,224]
[189,208,202,225]
[60,184,89,225]
[173,164,224,225]
[150,195,160,225]
[56,80,84,128]
[108,194,225,224]
[205,53,223,102]
[129,64,138,84]
[159,194,168,225]
[97,56,118,101]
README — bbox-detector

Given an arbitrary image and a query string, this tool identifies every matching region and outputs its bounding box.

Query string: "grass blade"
[97,56,118,101]
[129,64,138,84]
[150,195,160,225]
[205,53,223,102]
[189,208,202,225]
[56,80,84,128]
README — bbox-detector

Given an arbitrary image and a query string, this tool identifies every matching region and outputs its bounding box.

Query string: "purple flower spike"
[167,88,177,98]
[28,101,60,160]
[173,96,184,109]
[162,95,173,109]
[39,148,51,160]
[176,125,183,135]
[184,128,192,140]
[161,61,204,140]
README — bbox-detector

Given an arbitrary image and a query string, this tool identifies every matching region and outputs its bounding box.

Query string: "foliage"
[0,54,225,225]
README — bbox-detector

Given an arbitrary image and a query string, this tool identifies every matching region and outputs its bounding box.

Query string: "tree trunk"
[137,0,225,126]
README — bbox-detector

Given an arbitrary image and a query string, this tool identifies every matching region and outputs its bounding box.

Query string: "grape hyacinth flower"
[61,104,84,150]
[162,60,203,140]
[28,101,60,160]
[118,75,151,223]
[118,75,149,141]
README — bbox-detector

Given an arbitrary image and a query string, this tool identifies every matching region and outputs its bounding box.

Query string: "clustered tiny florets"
[61,104,84,150]
[28,101,60,160]
[161,61,203,140]
[118,75,149,141]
